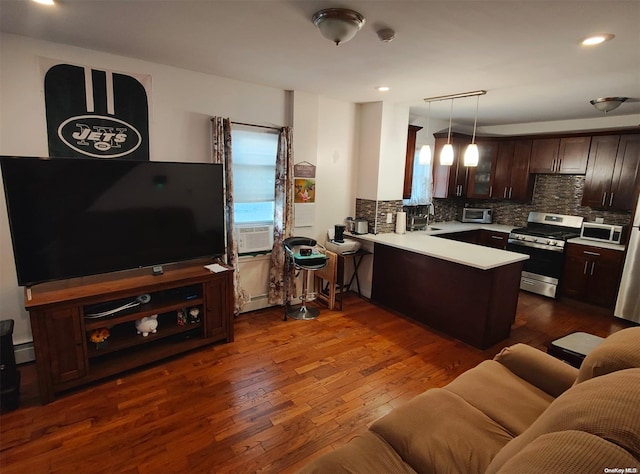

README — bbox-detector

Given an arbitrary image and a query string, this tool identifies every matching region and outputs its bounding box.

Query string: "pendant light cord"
[471,95,479,144]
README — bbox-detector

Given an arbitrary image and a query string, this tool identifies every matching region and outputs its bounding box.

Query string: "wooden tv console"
[25,262,234,404]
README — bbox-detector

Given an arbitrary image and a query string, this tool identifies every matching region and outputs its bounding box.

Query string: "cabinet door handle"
[552,159,556,173]
[602,192,607,206]
[583,251,601,256]
[491,235,503,240]
[509,187,513,199]
[609,192,614,207]
[489,185,493,197]
[583,261,589,274]
[503,188,507,198]
[590,262,595,276]
[557,158,562,172]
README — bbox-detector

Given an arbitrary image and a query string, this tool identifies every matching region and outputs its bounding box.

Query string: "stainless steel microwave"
[580,222,624,244]
[460,208,492,224]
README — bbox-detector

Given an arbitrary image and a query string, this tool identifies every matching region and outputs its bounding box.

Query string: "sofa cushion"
[493,343,578,397]
[487,368,640,473]
[444,360,554,436]
[370,388,512,474]
[297,431,417,474]
[576,326,640,384]
[495,430,639,474]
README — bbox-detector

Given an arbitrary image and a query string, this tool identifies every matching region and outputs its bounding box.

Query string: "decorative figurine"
[177,309,187,326]
[135,314,158,337]
[188,307,200,324]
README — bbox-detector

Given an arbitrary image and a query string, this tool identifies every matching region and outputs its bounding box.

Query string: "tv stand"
[25,262,234,404]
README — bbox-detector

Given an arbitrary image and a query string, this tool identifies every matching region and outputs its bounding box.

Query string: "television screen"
[1,156,226,286]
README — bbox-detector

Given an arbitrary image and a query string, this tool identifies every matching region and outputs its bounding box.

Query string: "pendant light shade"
[419,145,432,165]
[463,144,479,167]
[440,144,454,166]
[440,99,455,166]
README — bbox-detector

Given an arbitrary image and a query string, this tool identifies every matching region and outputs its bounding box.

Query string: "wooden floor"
[0,292,633,474]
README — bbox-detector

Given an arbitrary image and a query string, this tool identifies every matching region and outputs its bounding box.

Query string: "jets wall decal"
[43,62,151,160]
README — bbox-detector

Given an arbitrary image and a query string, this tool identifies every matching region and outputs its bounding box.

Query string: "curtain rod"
[423,90,487,103]
[230,120,282,131]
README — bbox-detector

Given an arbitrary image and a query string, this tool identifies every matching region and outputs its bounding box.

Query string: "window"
[231,127,278,225]
[403,145,433,206]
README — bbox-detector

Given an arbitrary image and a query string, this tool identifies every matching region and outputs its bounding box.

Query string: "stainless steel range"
[507,212,583,298]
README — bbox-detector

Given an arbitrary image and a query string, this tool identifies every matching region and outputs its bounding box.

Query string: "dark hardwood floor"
[0,292,633,473]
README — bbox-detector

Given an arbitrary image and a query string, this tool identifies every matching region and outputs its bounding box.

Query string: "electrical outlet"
[386,212,393,223]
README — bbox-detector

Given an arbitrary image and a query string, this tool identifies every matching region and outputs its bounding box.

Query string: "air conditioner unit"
[236,224,274,253]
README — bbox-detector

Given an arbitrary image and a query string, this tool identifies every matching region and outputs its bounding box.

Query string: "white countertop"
[348,222,528,270]
[567,237,626,252]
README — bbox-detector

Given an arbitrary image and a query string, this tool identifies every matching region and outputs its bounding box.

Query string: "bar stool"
[283,237,328,320]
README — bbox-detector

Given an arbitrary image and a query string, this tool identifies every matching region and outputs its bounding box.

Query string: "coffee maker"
[334,225,346,243]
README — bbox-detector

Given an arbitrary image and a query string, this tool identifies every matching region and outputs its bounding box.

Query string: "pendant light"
[464,94,480,167]
[418,101,432,165]
[440,99,454,166]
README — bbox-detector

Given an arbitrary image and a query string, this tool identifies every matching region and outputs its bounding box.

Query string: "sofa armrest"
[494,343,578,398]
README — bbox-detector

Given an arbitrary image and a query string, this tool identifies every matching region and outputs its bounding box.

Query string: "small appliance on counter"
[459,207,492,224]
[353,218,369,234]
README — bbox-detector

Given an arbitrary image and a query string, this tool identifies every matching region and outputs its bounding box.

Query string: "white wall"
[0,33,357,347]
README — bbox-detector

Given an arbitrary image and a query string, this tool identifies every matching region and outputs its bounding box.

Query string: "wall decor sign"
[43,61,151,160]
[293,161,317,227]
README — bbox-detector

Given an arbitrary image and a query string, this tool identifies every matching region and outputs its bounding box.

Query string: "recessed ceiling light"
[32,0,55,4]
[377,86,390,92]
[581,33,615,46]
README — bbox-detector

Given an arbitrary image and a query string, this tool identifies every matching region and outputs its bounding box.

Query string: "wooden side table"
[316,249,371,310]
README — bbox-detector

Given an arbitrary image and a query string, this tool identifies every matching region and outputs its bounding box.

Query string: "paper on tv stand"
[205,263,229,273]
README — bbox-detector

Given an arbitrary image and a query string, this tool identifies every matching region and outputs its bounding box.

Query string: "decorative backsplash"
[356,175,632,234]
[409,174,632,229]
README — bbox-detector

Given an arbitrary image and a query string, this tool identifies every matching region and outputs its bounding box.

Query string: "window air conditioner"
[236,224,274,253]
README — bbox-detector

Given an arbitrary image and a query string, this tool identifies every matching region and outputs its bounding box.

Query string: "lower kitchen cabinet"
[479,230,509,249]
[561,243,624,308]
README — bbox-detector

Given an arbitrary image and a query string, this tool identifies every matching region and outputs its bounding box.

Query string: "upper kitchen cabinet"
[467,140,498,199]
[403,125,423,199]
[530,136,591,174]
[492,139,534,202]
[582,133,640,211]
[433,133,471,198]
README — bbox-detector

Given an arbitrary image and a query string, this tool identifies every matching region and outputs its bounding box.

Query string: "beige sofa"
[300,327,640,473]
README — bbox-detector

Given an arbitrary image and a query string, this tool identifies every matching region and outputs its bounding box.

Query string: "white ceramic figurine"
[135,314,158,337]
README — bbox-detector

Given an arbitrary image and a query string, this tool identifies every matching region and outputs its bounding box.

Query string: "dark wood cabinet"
[493,139,534,202]
[467,140,498,199]
[530,136,590,174]
[561,243,624,308]
[403,125,423,199]
[433,133,471,198]
[436,230,481,244]
[582,133,640,211]
[26,263,234,403]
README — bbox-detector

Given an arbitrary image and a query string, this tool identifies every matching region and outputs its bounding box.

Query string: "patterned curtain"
[211,116,249,315]
[268,126,295,305]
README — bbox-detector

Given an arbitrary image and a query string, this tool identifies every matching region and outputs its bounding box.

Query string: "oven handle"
[507,240,565,253]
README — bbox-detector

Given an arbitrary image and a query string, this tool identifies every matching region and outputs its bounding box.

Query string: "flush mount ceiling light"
[590,97,628,113]
[312,8,366,45]
[581,33,615,46]
[32,0,55,4]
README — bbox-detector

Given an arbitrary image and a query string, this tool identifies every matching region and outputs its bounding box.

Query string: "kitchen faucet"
[426,202,435,228]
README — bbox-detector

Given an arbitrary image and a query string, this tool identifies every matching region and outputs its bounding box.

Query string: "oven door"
[506,241,565,279]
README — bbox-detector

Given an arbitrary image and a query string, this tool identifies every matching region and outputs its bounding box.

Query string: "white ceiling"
[2,0,640,128]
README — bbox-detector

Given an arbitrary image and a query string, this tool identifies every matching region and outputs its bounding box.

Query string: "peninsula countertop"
[347,222,528,271]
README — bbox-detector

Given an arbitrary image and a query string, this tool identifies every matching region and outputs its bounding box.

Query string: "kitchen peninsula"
[351,227,528,349]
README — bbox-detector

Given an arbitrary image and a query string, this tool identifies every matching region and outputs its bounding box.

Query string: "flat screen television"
[1,156,226,286]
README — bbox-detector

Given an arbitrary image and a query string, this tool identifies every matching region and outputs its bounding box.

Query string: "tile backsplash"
[409,174,632,228]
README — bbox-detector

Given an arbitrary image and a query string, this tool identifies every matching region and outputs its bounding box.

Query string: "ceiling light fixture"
[312,8,366,46]
[464,95,481,167]
[32,0,55,4]
[590,97,628,113]
[423,90,487,167]
[581,34,615,46]
[419,101,432,165]
[377,86,390,92]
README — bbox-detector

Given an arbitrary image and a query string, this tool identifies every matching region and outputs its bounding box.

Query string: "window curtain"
[211,116,249,315]
[268,126,295,305]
